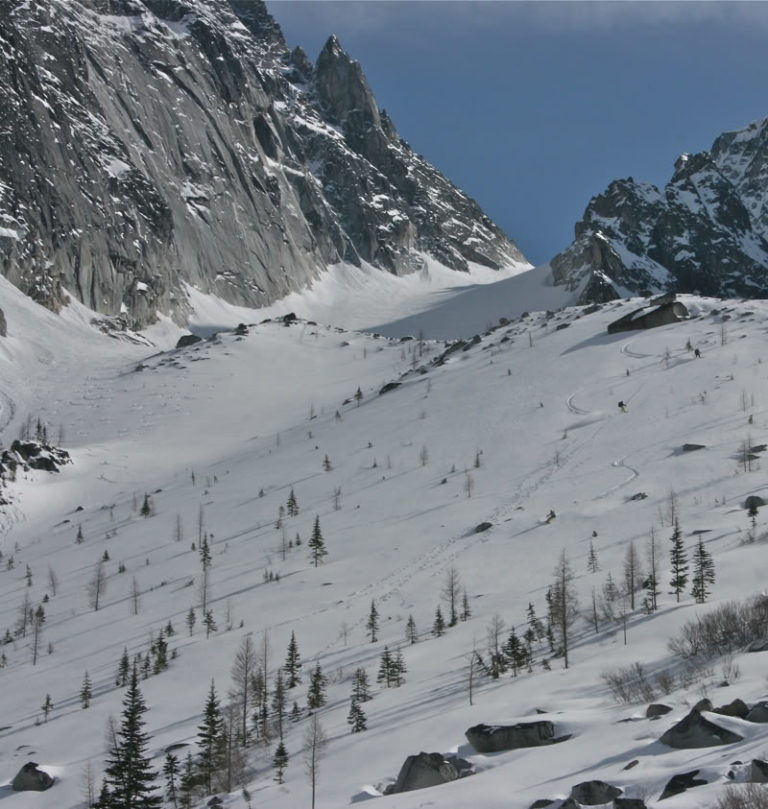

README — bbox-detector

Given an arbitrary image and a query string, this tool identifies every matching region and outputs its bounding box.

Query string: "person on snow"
[545,509,556,523]
[618,400,627,413]
[694,348,702,358]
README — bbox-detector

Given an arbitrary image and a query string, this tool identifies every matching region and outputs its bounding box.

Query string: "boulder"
[387,752,471,794]
[569,780,622,805]
[465,721,559,753]
[11,762,54,791]
[614,800,647,809]
[659,709,743,748]
[646,703,673,718]
[751,759,768,783]
[474,522,493,534]
[692,698,713,712]
[176,334,202,349]
[658,770,707,800]
[714,699,750,719]
[746,701,768,723]
[528,801,556,809]
[379,381,402,395]
[682,443,706,452]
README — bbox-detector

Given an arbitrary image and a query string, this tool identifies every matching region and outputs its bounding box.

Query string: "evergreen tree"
[286,489,299,517]
[322,454,332,471]
[273,741,289,784]
[204,610,217,639]
[366,600,379,643]
[41,693,53,722]
[502,628,525,675]
[163,753,180,809]
[140,494,152,517]
[347,698,367,732]
[526,602,544,642]
[117,647,131,687]
[271,669,286,741]
[691,535,715,603]
[289,701,302,723]
[103,666,161,808]
[199,534,212,616]
[307,663,327,710]
[283,630,302,688]
[460,589,471,621]
[669,518,688,602]
[587,540,600,573]
[405,614,417,644]
[351,667,371,703]
[376,646,394,688]
[308,516,327,567]
[550,550,578,669]
[432,605,446,637]
[643,527,661,613]
[80,671,92,708]
[394,648,407,686]
[178,753,195,809]
[197,680,223,795]
[186,608,196,636]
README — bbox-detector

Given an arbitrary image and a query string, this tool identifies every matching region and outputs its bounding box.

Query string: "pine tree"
[103,666,161,808]
[351,667,371,703]
[272,741,289,783]
[669,518,688,602]
[140,494,152,517]
[691,535,715,603]
[271,669,286,741]
[229,635,257,744]
[322,454,332,471]
[366,600,379,643]
[80,671,93,708]
[308,516,327,567]
[307,663,327,710]
[460,589,471,621]
[186,608,196,636]
[286,488,299,517]
[163,753,180,809]
[503,628,524,675]
[587,539,600,573]
[178,753,195,809]
[550,550,578,669]
[199,534,212,616]
[204,610,217,638]
[643,526,661,613]
[197,680,223,795]
[376,646,394,688]
[118,647,131,687]
[284,631,302,688]
[347,698,367,732]
[432,605,446,637]
[405,614,417,644]
[623,540,642,611]
[290,701,302,723]
[526,602,544,642]
[41,693,53,722]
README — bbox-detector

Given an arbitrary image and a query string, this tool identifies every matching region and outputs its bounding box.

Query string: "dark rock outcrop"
[746,701,768,723]
[659,709,743,748]
[607,300,688,334]
[646,703,673,718]
[465,721,566,753]
[1,440,71,476]
[550,117,768,303]
[714,699,750,719]
[658,770,708,800]
[751,759,768,783]
[176,334,202,349]
[569,780,622,805]
[386,752,472,794]
[11,762,54,791]
[614,799,647,809]
[0,1,526,328]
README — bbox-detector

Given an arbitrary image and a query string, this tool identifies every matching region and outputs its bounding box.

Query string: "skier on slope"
[618,400,627,413]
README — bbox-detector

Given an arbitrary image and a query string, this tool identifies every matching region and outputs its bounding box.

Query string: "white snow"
[2,272,768,809]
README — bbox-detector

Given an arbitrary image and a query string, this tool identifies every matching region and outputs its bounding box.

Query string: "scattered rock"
[623,760,639,771]
[465,721,566,753]
[751,759,768,783]
[714,699,749,719]
[646,703,673,718]
[627,492,648,501]
[746,701,768,723]
[282,312,297,325]
[658,770,707,800]
[386,752,472,794]
[234,322,248,336]
[175,334,202,349]
[569,780,622,805]
[682,443,706,452]
[693,698,713,712]
[474,522,493,534]
[11,762,54,791]
[614,799,647,809]
[659,709,743,748]
[379,381,402,395]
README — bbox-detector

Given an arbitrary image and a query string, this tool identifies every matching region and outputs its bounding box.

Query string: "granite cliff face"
[551,117,768,302]
[0,0,526,327]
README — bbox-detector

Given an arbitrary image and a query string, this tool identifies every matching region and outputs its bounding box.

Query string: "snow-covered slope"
[2,285,768,809]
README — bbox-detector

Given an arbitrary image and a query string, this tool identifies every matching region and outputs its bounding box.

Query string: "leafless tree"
[88,560,107,611]
[441,566,462,627]
[304,713,326,809]
[229,635,257,744]
[623,540,642,611]
[550,550,578,668]
[130,576,141,616]
[47,566,59,597]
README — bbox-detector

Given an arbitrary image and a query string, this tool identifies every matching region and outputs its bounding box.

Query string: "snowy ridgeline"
[3,288,768,809]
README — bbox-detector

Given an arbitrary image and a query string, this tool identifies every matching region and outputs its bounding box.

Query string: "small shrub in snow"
[601,662,656,704]
[714,783,768,809]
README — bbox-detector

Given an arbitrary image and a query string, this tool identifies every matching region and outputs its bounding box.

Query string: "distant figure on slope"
[618,400,627,413]
[694,348,702,358]
[545,509,556,524]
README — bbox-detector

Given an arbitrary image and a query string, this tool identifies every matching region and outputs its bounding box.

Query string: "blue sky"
[267,1,768,265]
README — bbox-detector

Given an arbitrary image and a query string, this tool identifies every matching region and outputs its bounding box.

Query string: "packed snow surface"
[2,272,768,809]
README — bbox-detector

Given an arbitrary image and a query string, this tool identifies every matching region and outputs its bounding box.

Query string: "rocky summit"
[550,117,768,302]
[0,0,526,328]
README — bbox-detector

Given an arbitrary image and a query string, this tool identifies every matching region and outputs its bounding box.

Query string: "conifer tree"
[41,693,53,722]
[197,680,223,795]
[199,534,212,616]
[140,494,152,517]
[308,516,327,567]
[204,610,217,638]
[103,666,161,808]
[587,540,600,573]
[405,614,417,644]
[460,589,471,621]
[550,550,578,669]
[351,667,371,703]
[163,753,179,809]
[691,535,715,603]
[643,527,661,613]
[366,600,379,643]
[178,753,195,809]
[118,648,130,687]
[526,602,544,642]
[290,701,302,723]
[307,663,327,710]
[347,698,367,732]
[229,635,257,744]
[273,741,289,783]
[623,540,642,611]
[186,608,196,636]
[376,646,394,688]
[432,605,446,637]
[80,671,92,708]
[271,669,286,741]
[286,489,299,517]
[283,630,302,688]
[669,518,688,602]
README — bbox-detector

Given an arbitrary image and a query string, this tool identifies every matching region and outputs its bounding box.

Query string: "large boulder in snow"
[11,762,54,791]
[465,721,563,753]
[659,709,743,748]
[646,703,673,718]
[751,759,768,783]
[569,780,622,805]
[387,752,472,794]
[746,701,768,723]
[714,699,750,719]
[658,770,707,800]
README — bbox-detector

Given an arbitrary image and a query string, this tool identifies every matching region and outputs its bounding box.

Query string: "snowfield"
[2,269,768,809]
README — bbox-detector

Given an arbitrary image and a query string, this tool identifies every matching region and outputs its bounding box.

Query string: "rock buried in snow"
[745,701,768,723]
[682,443,706,452]
[385,752,472,794]
[379,381,402,395]
[465,721,567,753]
[658,770,708,800]
[713,699,749,719]
[751,759,768,783]
[646,703,673,718]
[475,521,493,533]
[175,334,202,348]
[568,780,622,805]
[659,709,743,748]
[614,799,648,809]
[11,762,54,791]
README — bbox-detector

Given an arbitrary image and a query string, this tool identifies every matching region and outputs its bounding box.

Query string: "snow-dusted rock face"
[551,118,768,302]
[0,0,525,328]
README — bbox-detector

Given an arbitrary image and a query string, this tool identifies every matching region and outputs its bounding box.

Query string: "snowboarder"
[618,400,627,413]
[694,348,702,358]
[545,509,556,524]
